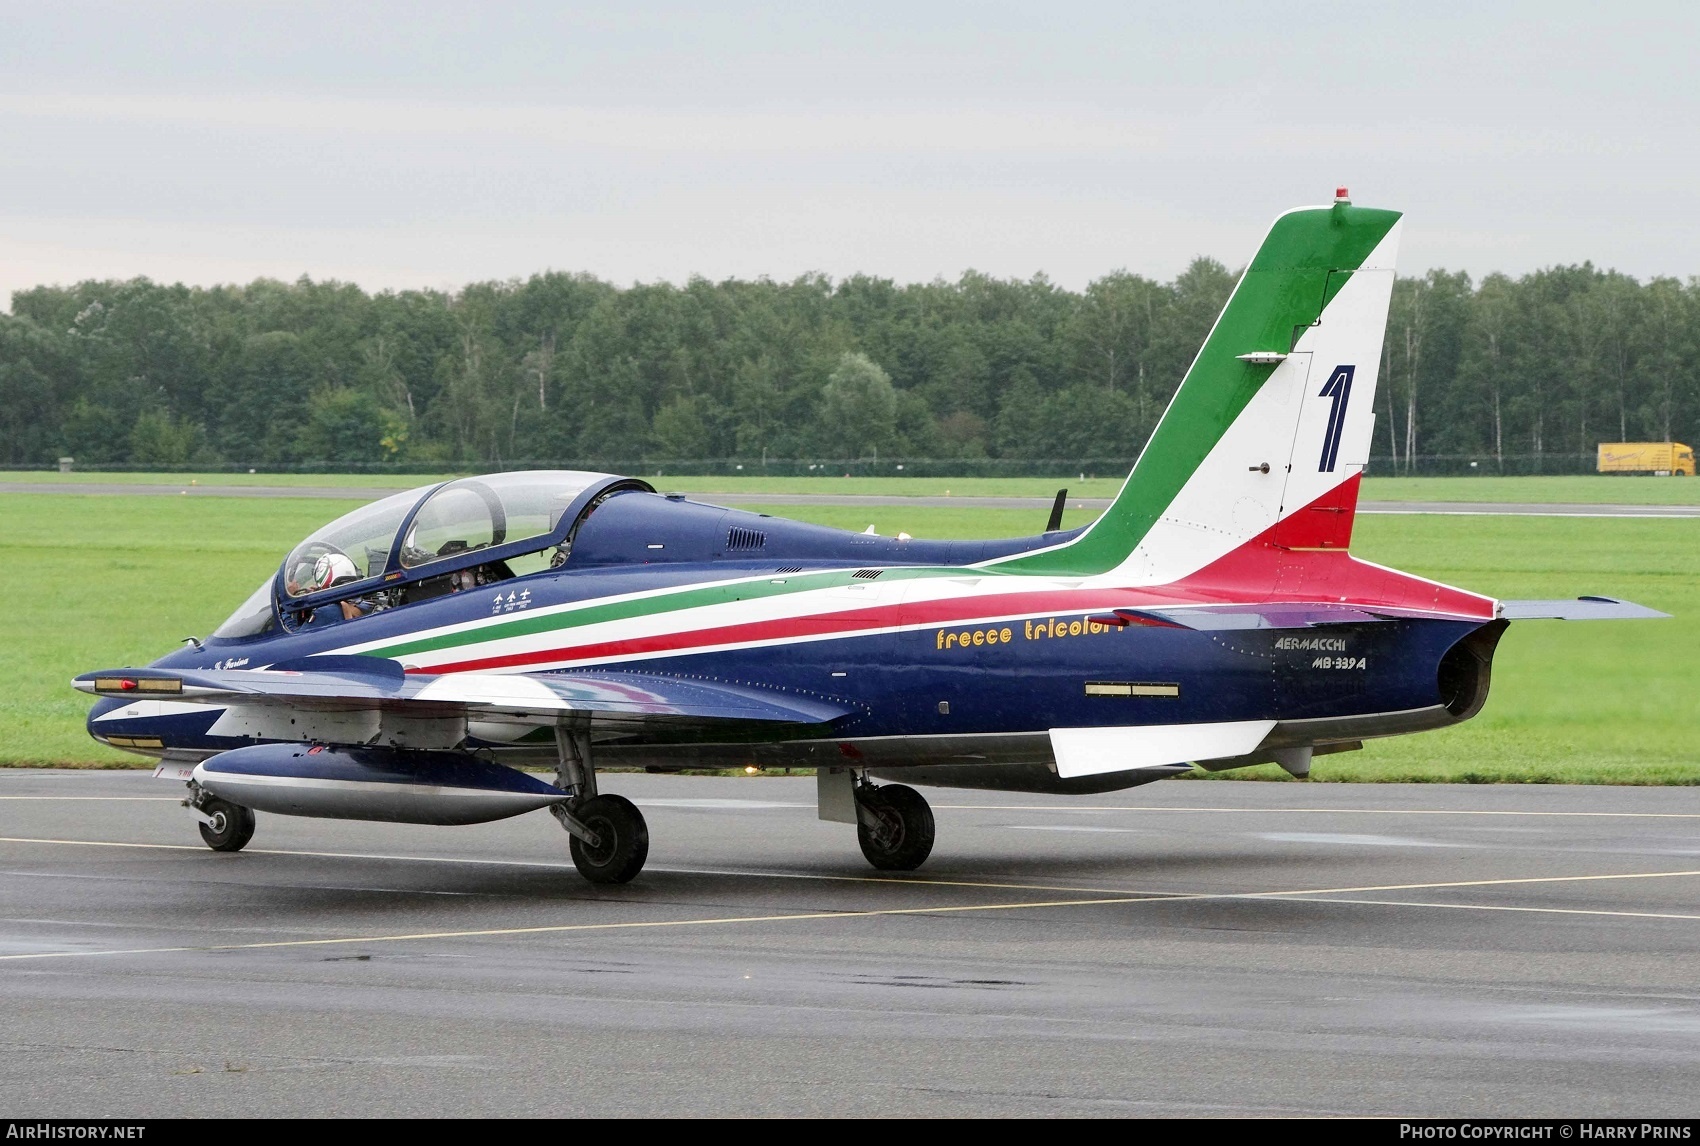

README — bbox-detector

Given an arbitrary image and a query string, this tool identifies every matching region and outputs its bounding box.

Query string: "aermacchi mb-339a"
[78,193,1664,883]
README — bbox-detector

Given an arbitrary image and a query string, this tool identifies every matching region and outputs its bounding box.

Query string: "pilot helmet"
[309,552,361,592]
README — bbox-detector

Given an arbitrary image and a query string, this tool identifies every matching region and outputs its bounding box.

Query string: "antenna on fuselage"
[1045,488,1068,533]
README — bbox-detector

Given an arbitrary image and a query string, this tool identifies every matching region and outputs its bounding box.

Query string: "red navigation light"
[119,678,138,691]
[1334,186,1350,201]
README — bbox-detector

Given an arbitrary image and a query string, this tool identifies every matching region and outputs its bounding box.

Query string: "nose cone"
[86,696,127,742]
[83,690,223,755]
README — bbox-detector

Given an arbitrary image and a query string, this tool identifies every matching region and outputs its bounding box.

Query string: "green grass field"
[1,470,446,488]
[3,491,1693,781]
[1362,475,1700,505]
[7,469,1699,504]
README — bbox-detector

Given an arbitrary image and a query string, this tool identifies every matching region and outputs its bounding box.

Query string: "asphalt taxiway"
[4,771,1700,1118]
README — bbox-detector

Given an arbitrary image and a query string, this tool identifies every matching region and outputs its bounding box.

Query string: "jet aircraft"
[78,193,1664,883]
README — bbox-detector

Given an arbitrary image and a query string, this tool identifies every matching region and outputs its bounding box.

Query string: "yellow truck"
[1597,442,1695,476]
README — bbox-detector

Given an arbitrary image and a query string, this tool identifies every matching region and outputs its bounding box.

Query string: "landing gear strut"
[855,782,935,871]
[551,724,648,884]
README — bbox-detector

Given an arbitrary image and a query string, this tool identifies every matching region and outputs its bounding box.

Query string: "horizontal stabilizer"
[1498,597,1669,621]
[1050,720,1276,779]
[1135,604,1391,630]
[1119,601,1486,631]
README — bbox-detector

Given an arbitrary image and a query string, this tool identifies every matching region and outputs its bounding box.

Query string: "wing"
[76,655,851,749]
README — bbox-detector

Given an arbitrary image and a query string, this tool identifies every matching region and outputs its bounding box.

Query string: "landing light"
[93,676,182,694]
[744,765,762,775]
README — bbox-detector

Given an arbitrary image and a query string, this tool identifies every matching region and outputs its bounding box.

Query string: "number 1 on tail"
[1318,365,1355,472]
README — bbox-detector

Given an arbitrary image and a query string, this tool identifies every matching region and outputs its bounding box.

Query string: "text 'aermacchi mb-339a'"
[78,193,1666,884]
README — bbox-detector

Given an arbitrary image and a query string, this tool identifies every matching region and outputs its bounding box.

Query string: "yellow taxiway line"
[6,794,1700,818]
[0,796,180,801]
[938,804,1700,819]
[0,894,1161,961]
[4,834,1700,901]
[1254,868,1700,897]
[0,834,1189,896]
[2,832,1700,962]
[1272,897,1700,924]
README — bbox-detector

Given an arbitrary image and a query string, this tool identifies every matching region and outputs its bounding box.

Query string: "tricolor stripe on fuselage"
[319,500,1492,679]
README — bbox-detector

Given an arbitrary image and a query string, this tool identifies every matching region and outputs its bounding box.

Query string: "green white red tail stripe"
[986,200,1402,583]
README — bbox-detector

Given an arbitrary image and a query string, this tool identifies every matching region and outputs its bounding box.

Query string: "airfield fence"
[1,454,1609,478]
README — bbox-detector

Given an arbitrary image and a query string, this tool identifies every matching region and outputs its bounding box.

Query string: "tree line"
[1,258,1695,474]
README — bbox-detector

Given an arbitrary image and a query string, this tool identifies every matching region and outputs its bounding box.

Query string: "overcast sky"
[2,1,1697,307]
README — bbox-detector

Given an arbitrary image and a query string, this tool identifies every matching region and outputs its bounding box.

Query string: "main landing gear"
[550,725,649,884]
[854,781,935,871]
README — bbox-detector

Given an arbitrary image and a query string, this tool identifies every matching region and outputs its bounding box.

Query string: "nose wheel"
[196,797,256,852]
[855,783,935,871]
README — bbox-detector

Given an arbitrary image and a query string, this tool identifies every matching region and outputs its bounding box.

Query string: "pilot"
[305,552,375,621]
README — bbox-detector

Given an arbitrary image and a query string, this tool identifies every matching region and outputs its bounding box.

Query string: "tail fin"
[992,196,1401,581]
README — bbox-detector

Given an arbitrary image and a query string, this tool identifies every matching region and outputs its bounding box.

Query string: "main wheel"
[856,784,934,871]
[197,798,255,852]
[568,794,650,884]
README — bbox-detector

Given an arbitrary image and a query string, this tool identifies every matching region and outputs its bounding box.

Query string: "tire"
[856,784,935,871]
[197,798,256,852]
[568,794,650,884]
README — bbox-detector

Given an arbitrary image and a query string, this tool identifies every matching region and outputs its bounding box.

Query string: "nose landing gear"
[854,782,935,871]
[193,794,256,852]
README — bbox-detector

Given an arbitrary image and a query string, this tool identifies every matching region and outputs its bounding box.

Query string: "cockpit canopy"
[214,470,647,639]
[398,473,580,571]
[283,487,428,598]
